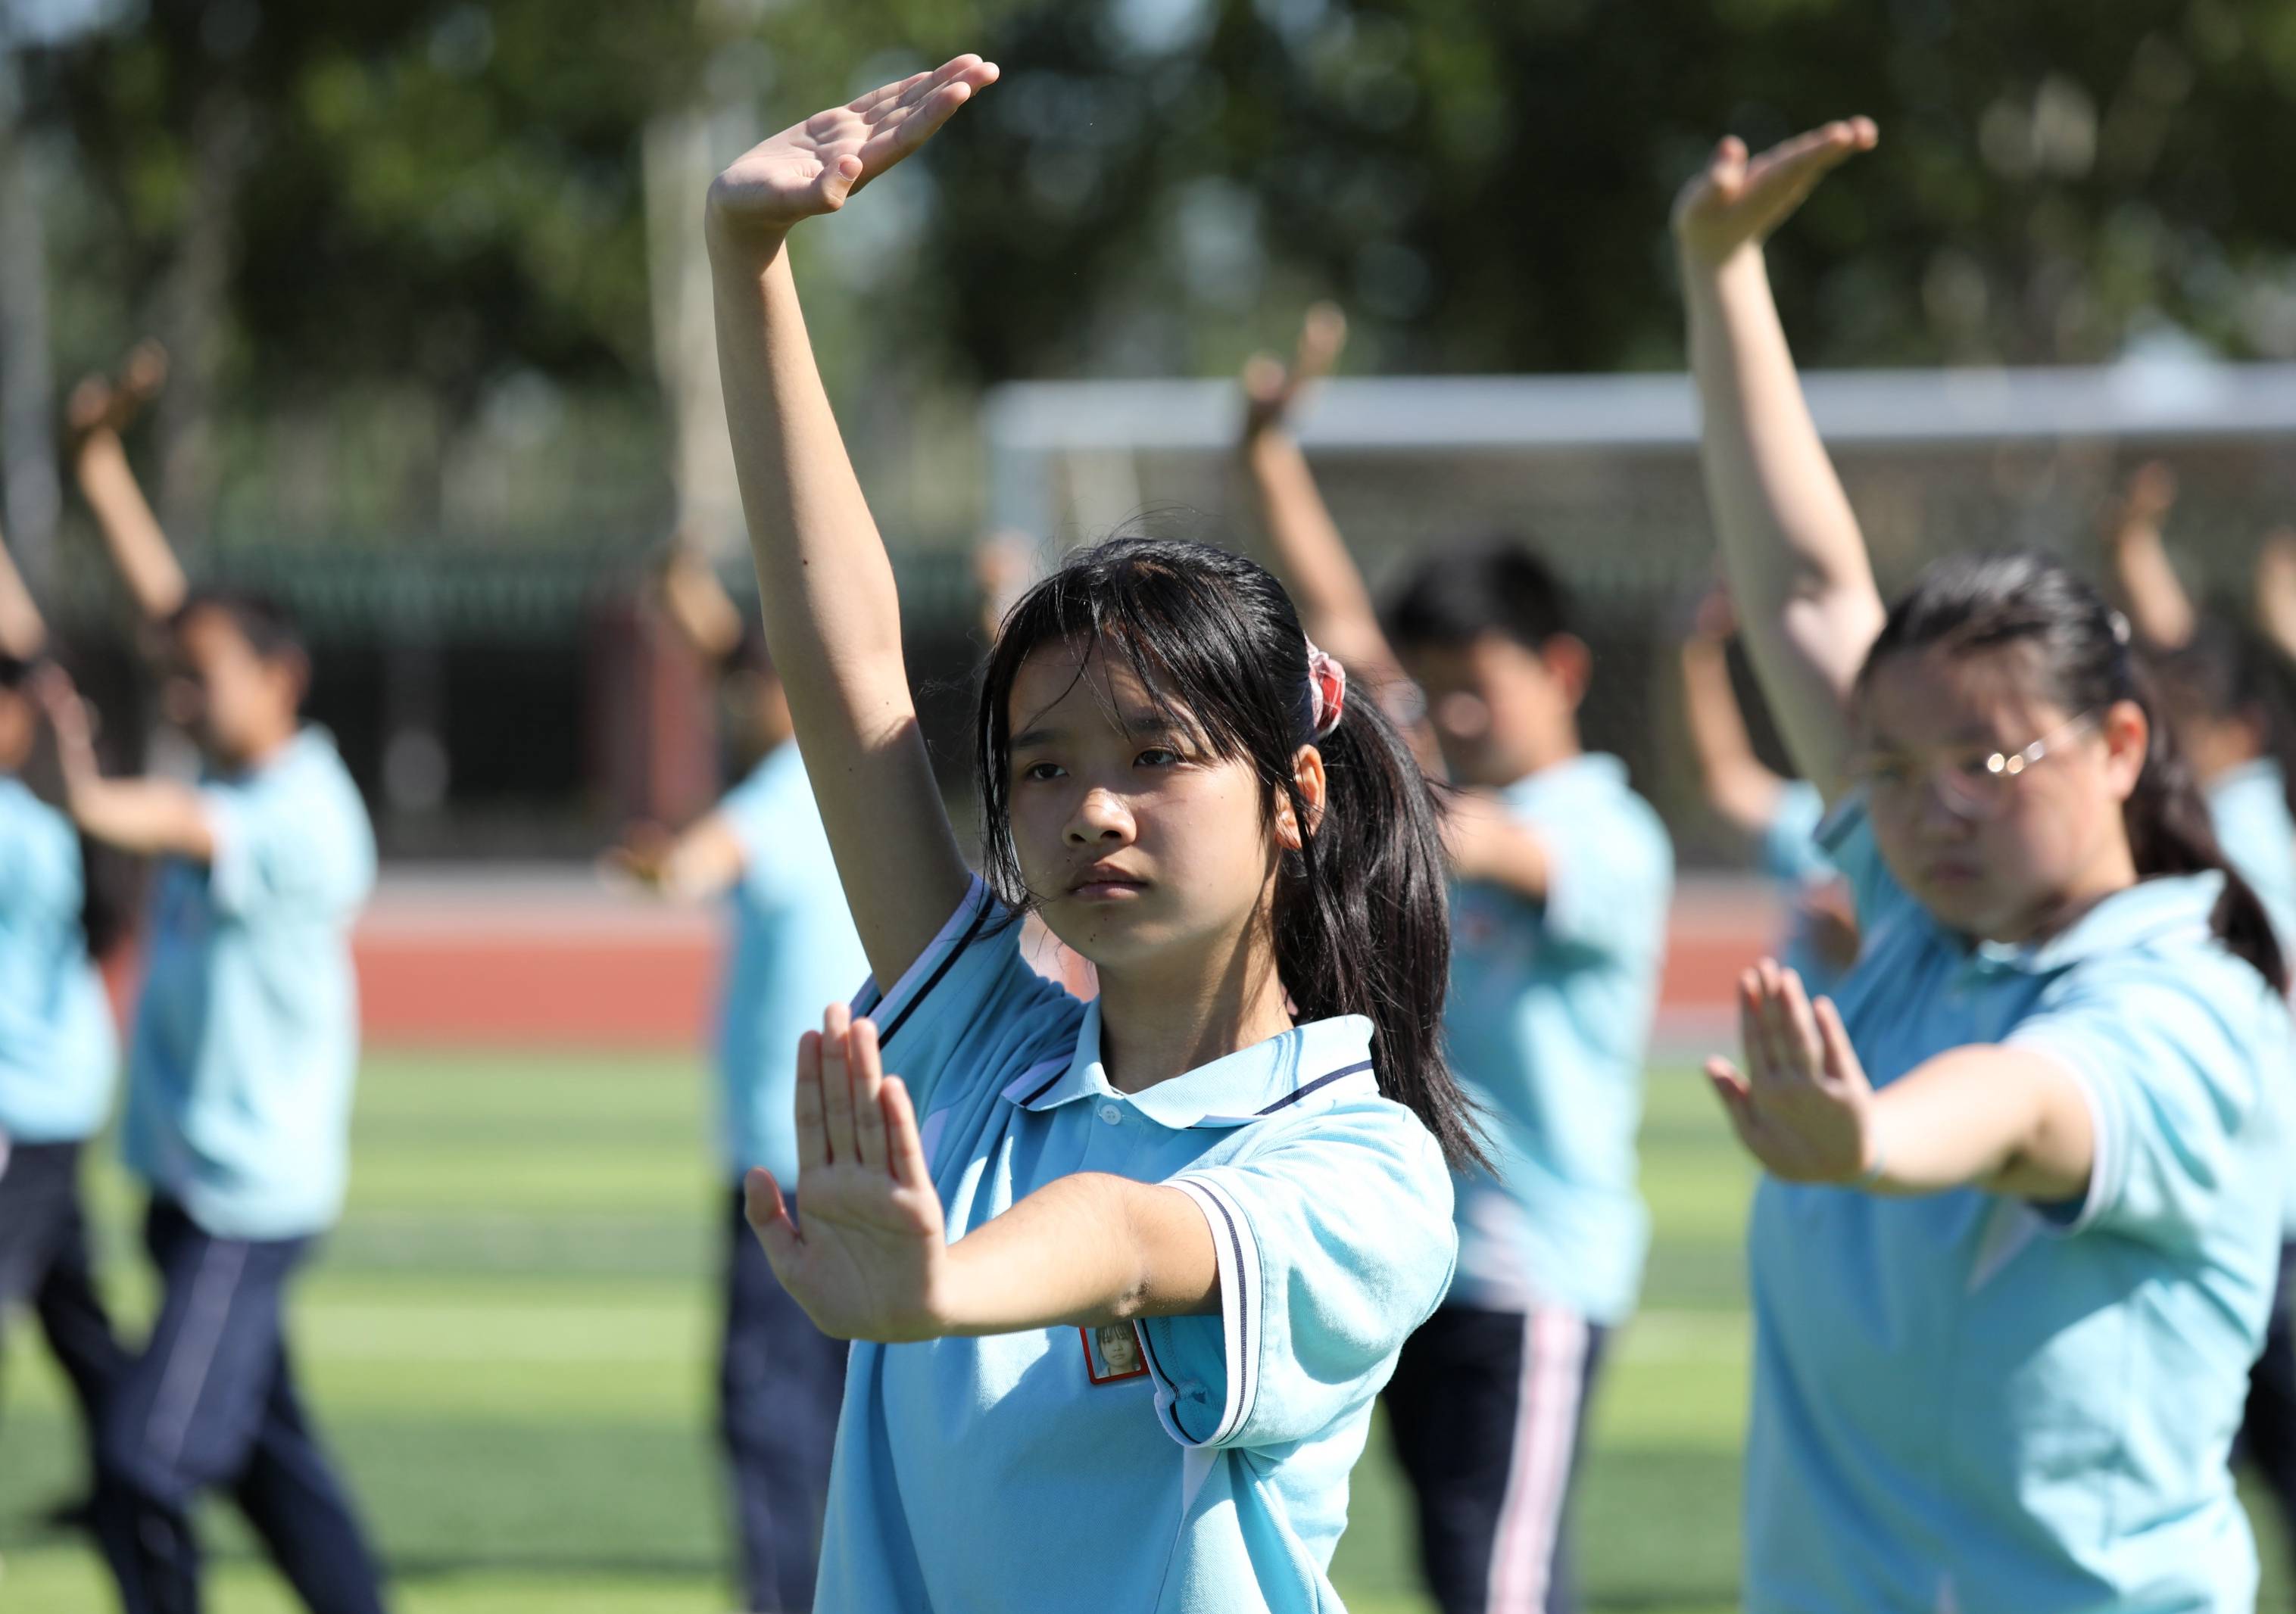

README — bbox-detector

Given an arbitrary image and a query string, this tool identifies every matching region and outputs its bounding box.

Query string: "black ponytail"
[1861,550,2288,994]
[975,536,1486,1170]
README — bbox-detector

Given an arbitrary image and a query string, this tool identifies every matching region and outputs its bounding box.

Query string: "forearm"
[75,432,188,624]
[939,1172,1218,1335]
[63,776,215,861]
[1452,814,1552,903]
[1863,1045,2092,1201]
[0,533,46,659]
[1240,430,1402,681]
[1683,251,1884,790]
[2106,524,2196,649]
[1681,637,1787,832]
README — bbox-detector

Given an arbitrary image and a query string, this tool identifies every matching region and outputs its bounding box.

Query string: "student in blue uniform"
[704,56,1473,1612]
[39,589,385,1614]
[0,531,126,1516]
[1235,307,1672,1614]
[2099,466,2296,1569]
[611,587,869,1614]
[1679,117,2292,1612]
[1680,586,1858,1000]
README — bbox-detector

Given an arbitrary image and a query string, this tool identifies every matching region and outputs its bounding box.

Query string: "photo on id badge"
[1082,1323,1148,1385]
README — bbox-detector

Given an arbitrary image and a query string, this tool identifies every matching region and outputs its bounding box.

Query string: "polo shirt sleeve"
[1755,781,1832,885]
[1139,1099,1456,1453]
[2006,955,2273,1249]
[1531,793,1674,962]
[201,767,375,923]
[857,876,1074,1120]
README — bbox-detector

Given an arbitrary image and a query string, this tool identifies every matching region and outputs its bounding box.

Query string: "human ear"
[1540,634,1593,712]
[2100,699,2149,802]
[1274,744,1328,851]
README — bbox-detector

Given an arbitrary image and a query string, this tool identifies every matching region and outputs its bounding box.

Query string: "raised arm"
[34,666,214,861]
[68,349,188,628]
[705,58,997,986]
[1680,585,1790,835]
[1236,306,1405,686]
[0,521,48,661]
[2254,528,2296,667]
[2101,461,2195,649]
[1674,122,1888,801]
[657,538,748,668]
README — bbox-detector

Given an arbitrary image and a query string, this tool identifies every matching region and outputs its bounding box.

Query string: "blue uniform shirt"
[123,730,375,1241]
[817,878,1456,1613]
[1743,799,2288,1614]
[1756,779,1850,1002]
[714,743,871,1185]
[1444,754,1673,1324]
[2204,757,2296,1238]
[0,778,116,1144]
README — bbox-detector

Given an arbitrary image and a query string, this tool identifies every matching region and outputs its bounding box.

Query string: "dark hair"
[2152,618,2296,821]
[170,588,304,666]
[1858,550,2287,993]
[0,651,30,689]
[975,536,1484,1169]
[1381,538,1575,655]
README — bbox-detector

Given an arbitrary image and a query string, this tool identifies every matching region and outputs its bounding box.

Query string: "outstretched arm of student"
[0,523,48,660]
[34,667,214,861]
[604,813,750,902]
[68,364,188,628]
[1681,590,1789,834]
[747,1005,1217,1343]
[1674,121,1888,800]
[1443,790,1551,903]
[1704,960,2092,1201]
[707,57,997,988]
[2103,461,2195,649]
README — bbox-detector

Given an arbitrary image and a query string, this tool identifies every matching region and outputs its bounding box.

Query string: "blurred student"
[705,58,1473,1612]
[1680,585,1858,1000]
[59,355,385,1614]
[1237,307,1673,1614]
[1680,117,2289,1612]
[0,524,126,1522]
[612,541,869,1614]
[2101,460,2296,1563]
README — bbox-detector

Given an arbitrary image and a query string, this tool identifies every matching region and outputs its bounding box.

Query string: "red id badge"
[1080,1322,1150,1385]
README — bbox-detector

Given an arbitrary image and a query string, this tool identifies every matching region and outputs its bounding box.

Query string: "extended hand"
[1241,303,1348,439]
[745,1003,953,1342]
[30,664,99,786]
[1704,958,1876,1184]
[707,55,1000,250]
[1671,119,1876,271]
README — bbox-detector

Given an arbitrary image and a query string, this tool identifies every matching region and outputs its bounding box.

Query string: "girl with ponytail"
[1679,118,2292,1613]
[704,57,1468,1613]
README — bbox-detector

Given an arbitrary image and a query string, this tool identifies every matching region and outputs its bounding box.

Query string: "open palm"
[1705,958,1876,1185]
[707,54,1000,245]
[745,1003,954,1343]
[1672,118,1877,270]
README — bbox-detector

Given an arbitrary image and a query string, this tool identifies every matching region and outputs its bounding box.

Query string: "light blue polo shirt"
[817,878,1456,1613]
[2204,757,2296,1239]
[1444,752,1673,1324]
[713,741,871,1186]
[1756,779,1851,1002]
[123,729,375,1242]
[0,777,116,1144]
[1743,799,2288,1614]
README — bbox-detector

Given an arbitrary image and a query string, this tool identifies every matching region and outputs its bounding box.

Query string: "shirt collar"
[1000,1003,1377,1129]
[1967,871,2224,975]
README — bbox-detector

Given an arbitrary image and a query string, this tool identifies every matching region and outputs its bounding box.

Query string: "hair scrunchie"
[1305,637,1347,739]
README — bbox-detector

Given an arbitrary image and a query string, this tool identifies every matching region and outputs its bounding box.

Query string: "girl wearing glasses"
[1677,119,2291,1613]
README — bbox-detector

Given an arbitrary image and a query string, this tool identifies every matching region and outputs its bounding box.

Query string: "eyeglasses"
[1850,712,2098,822]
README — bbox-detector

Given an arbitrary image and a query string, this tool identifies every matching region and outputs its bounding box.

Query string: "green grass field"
[2,1052,2288,1612]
